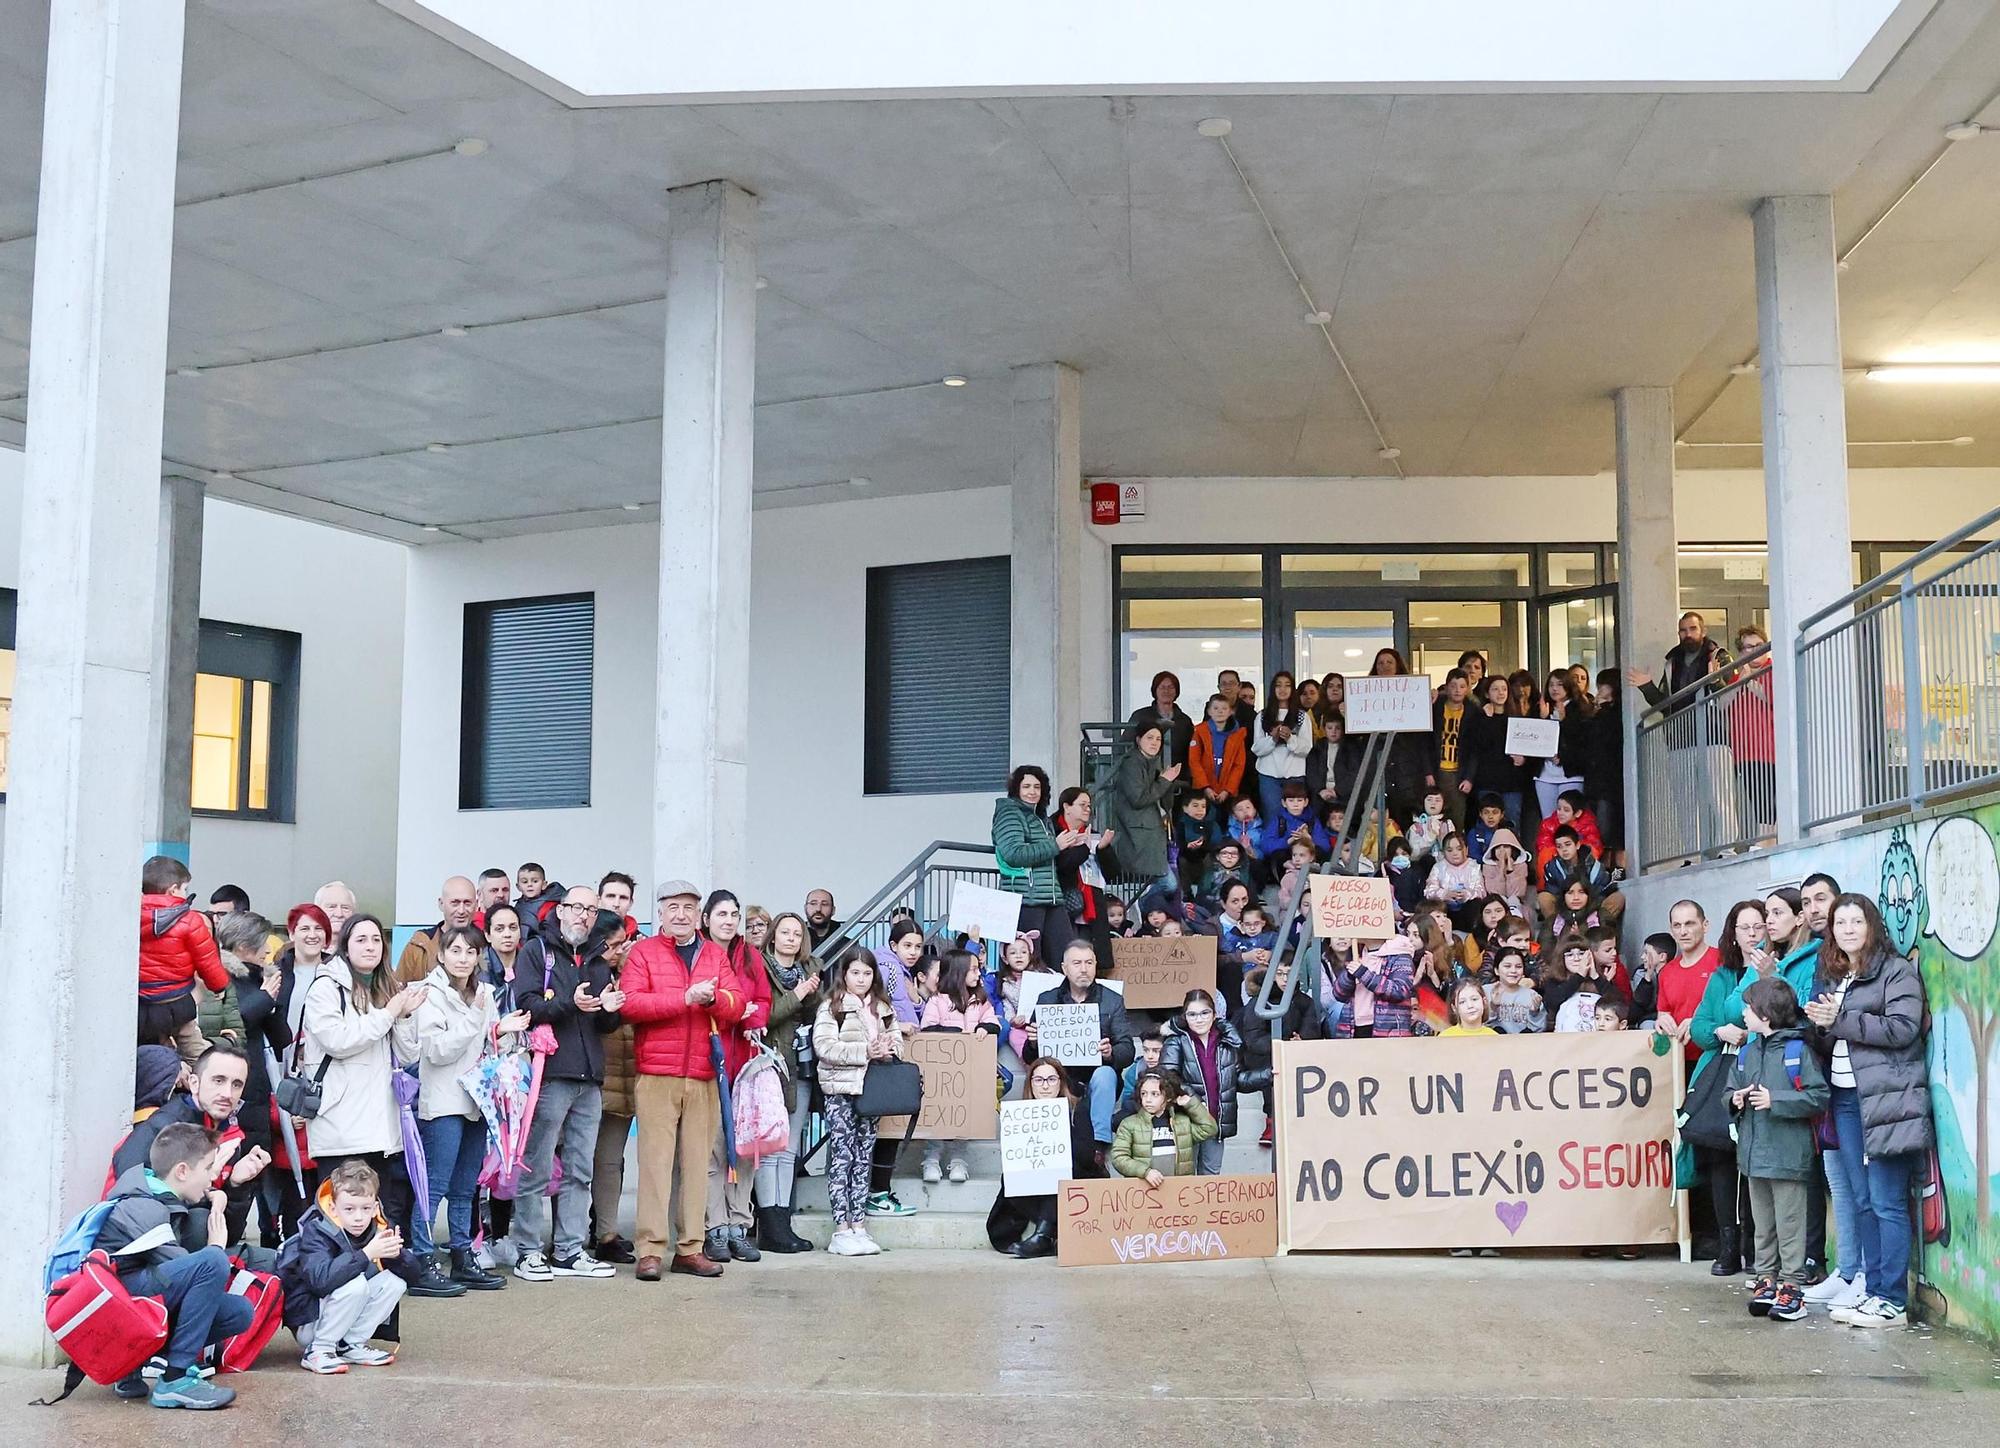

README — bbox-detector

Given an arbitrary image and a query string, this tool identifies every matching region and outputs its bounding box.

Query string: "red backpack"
[209,1265,284,1373]
[39,1252,169,1401]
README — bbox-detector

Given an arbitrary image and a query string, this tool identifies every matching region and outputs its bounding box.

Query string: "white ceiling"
[3,0,2000,543]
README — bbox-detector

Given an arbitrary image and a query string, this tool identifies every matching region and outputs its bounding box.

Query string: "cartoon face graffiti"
[1877,827,1924,957]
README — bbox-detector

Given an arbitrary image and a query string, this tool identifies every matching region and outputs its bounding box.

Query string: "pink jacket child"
[919,993,1000,1033]
[1480,827,1531,912]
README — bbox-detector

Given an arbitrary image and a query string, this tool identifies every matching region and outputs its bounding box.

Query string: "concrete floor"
[6,1253,1996,1447]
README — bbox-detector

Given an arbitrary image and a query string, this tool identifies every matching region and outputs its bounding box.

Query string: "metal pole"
[1900,579,1926,809]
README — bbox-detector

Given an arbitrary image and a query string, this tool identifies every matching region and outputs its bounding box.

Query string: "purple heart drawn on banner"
[1494,1200,1529,1236]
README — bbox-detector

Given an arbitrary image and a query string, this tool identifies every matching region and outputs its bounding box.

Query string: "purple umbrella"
[392,1052,430,1227]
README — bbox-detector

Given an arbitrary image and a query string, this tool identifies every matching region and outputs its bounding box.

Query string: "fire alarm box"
[1090,481,1119,525]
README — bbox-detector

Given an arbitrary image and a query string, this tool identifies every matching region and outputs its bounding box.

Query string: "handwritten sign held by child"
[1107,936,1217,1009]
[880,1031,999,1141]
[1307,874,1397,941]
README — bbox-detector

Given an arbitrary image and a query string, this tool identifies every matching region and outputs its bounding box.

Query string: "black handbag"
[1677,1050,1737,1152]
[274,1056,331,1120]
[856,1058,923,1119]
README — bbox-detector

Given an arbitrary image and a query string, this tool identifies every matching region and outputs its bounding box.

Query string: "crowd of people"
[85,632,1930,1409]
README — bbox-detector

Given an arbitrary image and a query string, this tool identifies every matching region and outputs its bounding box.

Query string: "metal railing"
[1634,642,1779,870]
[1796,504,2000,831]
[1078,721,1129,800]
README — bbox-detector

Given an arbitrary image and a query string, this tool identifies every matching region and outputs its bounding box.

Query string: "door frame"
[1280,592,1409,679]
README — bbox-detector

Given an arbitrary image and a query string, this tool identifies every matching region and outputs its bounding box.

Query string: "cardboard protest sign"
[1000,1099,1071,1195]
[1036,1002,1102,1066]
[1343,676,1432,733]
[1022,970,1121,1019]
[1307,874,1397,941]
[1107,935,1218,1009]
[1057,1175,1280,1266]
[1504,717,1560,758]
[947,880,1022,943]
[1275,1033,1677,1251]
[880,1031,999,1141]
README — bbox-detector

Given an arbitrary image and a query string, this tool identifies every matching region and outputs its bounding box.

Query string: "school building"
[4,0,2000,1356]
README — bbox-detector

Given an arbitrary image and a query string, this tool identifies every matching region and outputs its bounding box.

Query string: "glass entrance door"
[1287,603,1403,682]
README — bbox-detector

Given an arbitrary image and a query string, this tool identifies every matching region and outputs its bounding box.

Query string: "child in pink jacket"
[918,949,1002,1184]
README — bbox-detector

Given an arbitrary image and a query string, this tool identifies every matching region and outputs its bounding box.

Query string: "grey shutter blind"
[461,593,594,809]
[864,557,1010,794]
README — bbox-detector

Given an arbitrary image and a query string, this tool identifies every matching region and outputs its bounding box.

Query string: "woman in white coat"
[395,923,530,1291]
[301,913,458,1297]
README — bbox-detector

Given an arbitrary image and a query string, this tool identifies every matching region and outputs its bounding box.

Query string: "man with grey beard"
[508,885,627,1282]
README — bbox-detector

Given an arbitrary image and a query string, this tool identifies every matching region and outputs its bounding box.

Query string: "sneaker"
[1259,1119,1274,1148]
[946,1159,969,1184]
[1831,1293,1889,1326]
[336,1342,397,1367]
[550,1250,616,1278]
[1844,1296,1907,1329]
[594,1237,635,1264]
[827,1229,866,1256]
[513,1250,554,1283]
[473,1244,497,1271]
[1476,1247,1500,1258]
[1747,1276,1777,1316]
[1768,1284,1806,1322]
[1827,1273,1871,1311]
[1804,1271,1858,1306]
[150,1369,237,1409]
[300,1346,348,1375]
[114,1373,151,1399]
[921,1158,943,1184]
[1449,1248,1475,1258]
[865,1191,916,1218]
[851,1229,883,1256]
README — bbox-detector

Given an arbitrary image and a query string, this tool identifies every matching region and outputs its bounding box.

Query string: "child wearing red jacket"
[139,855,231,1061]
[1534,790,1604,881]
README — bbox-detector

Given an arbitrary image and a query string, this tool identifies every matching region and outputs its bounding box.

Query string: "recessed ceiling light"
[621,502,643,511]
[1343,648,1363,659]
[454,137,488,156]
[425,442,450,453]
[1378,446,1401,460]
[850,477,872,488]
[1866,364,2000,384]
[1945,121,1985,142]
[1196,118,1232,138]
[1420,615,1440,623]
[421,524,442,532]
[1952,435,1976,446]
[1200,640,1221,651]
[440,325,467,338]
[942,375,968,387]
[1729,361,1757,376]
[174,366,201,378]
[755,276,769,290]
[1308,310,1332,325]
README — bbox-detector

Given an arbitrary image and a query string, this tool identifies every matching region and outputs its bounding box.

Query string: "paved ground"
[7,1252,1996,1447]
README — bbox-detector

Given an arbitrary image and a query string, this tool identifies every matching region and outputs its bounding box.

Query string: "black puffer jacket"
[1807,948,1931,1159]
[1159,1019,1262,1140]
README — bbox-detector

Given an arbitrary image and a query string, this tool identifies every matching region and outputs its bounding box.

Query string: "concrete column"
[142,475,204,861]
[0,0,187,1364]
[1754,196,1853,843]
[1008,362,1084,777]
[654,180,756,896]
[1615,386,1679,871]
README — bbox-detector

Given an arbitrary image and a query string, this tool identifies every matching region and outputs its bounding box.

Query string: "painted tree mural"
[1913,812,2000,1224]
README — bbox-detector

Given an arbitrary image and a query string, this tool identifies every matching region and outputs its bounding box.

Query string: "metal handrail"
[810,839,996,963]
[1797,500,2000,639]
[1635,639,1765,723]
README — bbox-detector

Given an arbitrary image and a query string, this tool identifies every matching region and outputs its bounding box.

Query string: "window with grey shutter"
[461,593,594,810]
[864,557,1010,795]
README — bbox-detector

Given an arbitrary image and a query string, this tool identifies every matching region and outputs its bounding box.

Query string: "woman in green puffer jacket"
[992,765,1077,959]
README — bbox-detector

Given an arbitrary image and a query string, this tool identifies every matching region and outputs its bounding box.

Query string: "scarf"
[769,950,807,992]
[1191,1028,1222,1118]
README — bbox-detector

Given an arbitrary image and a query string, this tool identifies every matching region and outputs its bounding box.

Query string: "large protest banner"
[1058,1175,1279,1266]
[1275,1033,1677,1251]
[880,1031,999,1141]
[1107,935,1218,1008]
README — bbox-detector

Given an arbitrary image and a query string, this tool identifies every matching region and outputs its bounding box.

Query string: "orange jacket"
[1189,721,1248,796]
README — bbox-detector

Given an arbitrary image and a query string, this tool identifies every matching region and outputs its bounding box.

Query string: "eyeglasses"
[559,902,593,914]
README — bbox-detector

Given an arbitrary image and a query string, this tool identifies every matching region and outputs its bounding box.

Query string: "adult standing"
[589,905,639,1267]
[991,765,1077,959]
[313,881,357,943]
[1127,670,1196,774]
[702,890,772,1264]
[1583,670,1625,870]
[1024,941,1135,1159]
[620,880,748,1282]
[508,888,626,1282]
[1688,899,1774,1276]
[755,911,822,1254]
[1535,669,1592,821]
[1469,674,1531,830]
[1809,895,1932,1329]
[1098,721,1179,894]
[803,889,843,952]
[262,903,331,1245]
[1627,611,1731,717]
[1052,786,1119,970]
[395,875,479,985]
[1251,671,1311,826]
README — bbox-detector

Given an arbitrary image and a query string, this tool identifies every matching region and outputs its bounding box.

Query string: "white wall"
[394,487,1018,924]
[0,447,407,917]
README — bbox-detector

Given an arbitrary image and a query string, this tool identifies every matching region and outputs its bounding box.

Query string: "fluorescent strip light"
[1865,365,2000,384]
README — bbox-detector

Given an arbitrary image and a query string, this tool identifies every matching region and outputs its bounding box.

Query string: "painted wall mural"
[1628,802,2000,1342]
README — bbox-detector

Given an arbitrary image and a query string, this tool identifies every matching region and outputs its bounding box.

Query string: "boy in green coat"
[1729,977,1829,1323]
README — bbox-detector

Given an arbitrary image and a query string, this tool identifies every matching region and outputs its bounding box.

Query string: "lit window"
[191,620,299,821]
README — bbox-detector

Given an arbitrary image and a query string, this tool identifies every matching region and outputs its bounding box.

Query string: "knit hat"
[134,1045,183,1111]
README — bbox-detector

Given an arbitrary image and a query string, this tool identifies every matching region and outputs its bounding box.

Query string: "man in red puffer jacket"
[139,855,231,1061]
[618,879,747,1283]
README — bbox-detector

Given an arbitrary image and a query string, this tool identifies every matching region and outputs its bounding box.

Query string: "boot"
[774,1203,813,1254]
[1710,1226,1742,1277]
[756,1205,806,1254]
[1005,1222,1056,1259]
[450,1248,505,1291]
[407,1254,468,1298]
[728,1224,762,1262]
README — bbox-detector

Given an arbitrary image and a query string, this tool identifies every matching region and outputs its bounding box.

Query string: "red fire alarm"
[1090,481,1119,525]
